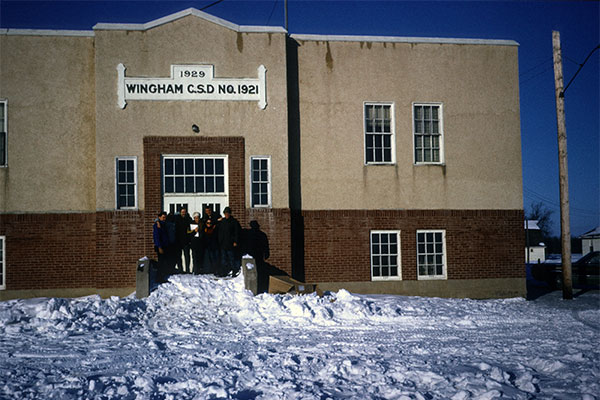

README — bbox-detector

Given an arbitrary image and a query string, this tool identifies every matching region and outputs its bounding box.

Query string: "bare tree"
[527,201,554,238]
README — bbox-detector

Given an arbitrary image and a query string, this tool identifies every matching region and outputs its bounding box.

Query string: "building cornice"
[291,33,519,47]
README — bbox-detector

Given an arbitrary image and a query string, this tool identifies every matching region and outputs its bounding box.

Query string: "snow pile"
[0,273,598,399]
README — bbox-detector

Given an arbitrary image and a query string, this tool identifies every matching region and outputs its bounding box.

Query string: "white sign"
[117,63,267,109]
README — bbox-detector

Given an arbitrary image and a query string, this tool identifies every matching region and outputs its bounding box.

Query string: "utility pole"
[285,0,288,32]
[552,30,573,300]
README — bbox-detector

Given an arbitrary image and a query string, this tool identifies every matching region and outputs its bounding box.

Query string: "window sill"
[372,277,403,282]
[417,275,448,281]
[414,162,445,167]
[365,162,396,166]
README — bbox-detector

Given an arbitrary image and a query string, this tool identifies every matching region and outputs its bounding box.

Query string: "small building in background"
[525,220,546,264]
[580,226,600,254]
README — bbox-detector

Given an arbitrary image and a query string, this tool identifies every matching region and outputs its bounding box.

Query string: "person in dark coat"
[217,206,241,276]
[188,212,204,275]
[153,211,170,283]
[201,218,220,275]
[201,205,221,225]
[175,208,193,273]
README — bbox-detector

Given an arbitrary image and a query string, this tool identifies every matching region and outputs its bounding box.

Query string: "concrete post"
[242,255,258,296]
[136,257,150,299]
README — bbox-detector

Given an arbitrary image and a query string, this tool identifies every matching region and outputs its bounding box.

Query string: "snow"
[0,274,598,399]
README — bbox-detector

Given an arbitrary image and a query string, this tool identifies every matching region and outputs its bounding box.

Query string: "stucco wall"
[294,39,523,211]
[93,15,289,212]
[0,34,96,212]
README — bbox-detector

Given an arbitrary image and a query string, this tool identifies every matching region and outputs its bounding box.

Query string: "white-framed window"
[163,156,227,195]
[250,156,271,208]
[0,236,5,290]
[417,230,447,280]
[115,156,138,210]
[0,100,7,167]
[413,103,444,164]
[370,230,402,280]
[364,102,395,164]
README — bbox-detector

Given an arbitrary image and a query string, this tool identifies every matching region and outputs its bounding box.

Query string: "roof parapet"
[93,7,287,34]
[291,33,519,47]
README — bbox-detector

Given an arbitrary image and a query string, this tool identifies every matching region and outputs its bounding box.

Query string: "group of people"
[152,205,245,282]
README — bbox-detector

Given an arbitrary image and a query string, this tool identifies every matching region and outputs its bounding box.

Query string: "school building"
[0,8,525,300]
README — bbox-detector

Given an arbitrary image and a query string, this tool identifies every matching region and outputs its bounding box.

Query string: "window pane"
[373,266,380,277]
[165,159,174,175]
[261,194,268,205]
[382,266,389,276]
[373,256,380,266]
[185,177,195,193]
[252,159,260,170]
[175,159,184,175]
[215,159,224,174]
[253,170,260,182]
[206,177,214,192]
[432,106,438,119]
[261,171,268,182]
[252,182,260,195]
[435,232,442,242]
[390,266,398,276]
[175,177,184,192]
[384,149,391,162]
[127,185,134,195]
[205,159,214,174]
[165,177,174,193]
[118,171,126,183]
[252,193,260,207]
[185,159,194,174]
[118,160,126,171]
[216,177,225,193]
[375,148,382,162]
[127,171,134,183]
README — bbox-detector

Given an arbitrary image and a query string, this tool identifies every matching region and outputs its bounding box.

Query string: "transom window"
[0,236,5,290]
[0,100,6,166]
[251,156,271,207]
[417,230,447,280]
[370,231,401,280]
[413,103,443,164]
[364,103,394,164]
[115,157,137,209]
[163,156,226,194]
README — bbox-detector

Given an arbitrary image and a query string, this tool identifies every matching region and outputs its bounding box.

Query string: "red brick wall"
[94,211,145,289]
[302,209,525,282]
[0,211,146,290]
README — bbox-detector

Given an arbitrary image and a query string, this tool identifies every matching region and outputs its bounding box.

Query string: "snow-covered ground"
[0,274,598,400]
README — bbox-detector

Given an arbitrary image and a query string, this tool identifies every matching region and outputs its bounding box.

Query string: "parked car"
[531,251,599,290]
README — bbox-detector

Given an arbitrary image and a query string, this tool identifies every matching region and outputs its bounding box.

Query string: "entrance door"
[162,155,229,217]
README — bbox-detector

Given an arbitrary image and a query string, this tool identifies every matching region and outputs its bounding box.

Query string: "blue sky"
[1,0,598,236]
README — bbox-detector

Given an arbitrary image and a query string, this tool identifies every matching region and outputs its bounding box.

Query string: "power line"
[266,0,278,26]
[561,44,600,97]
[524,188,599,217]
[519,57,553,77]
[199,0,225,11]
